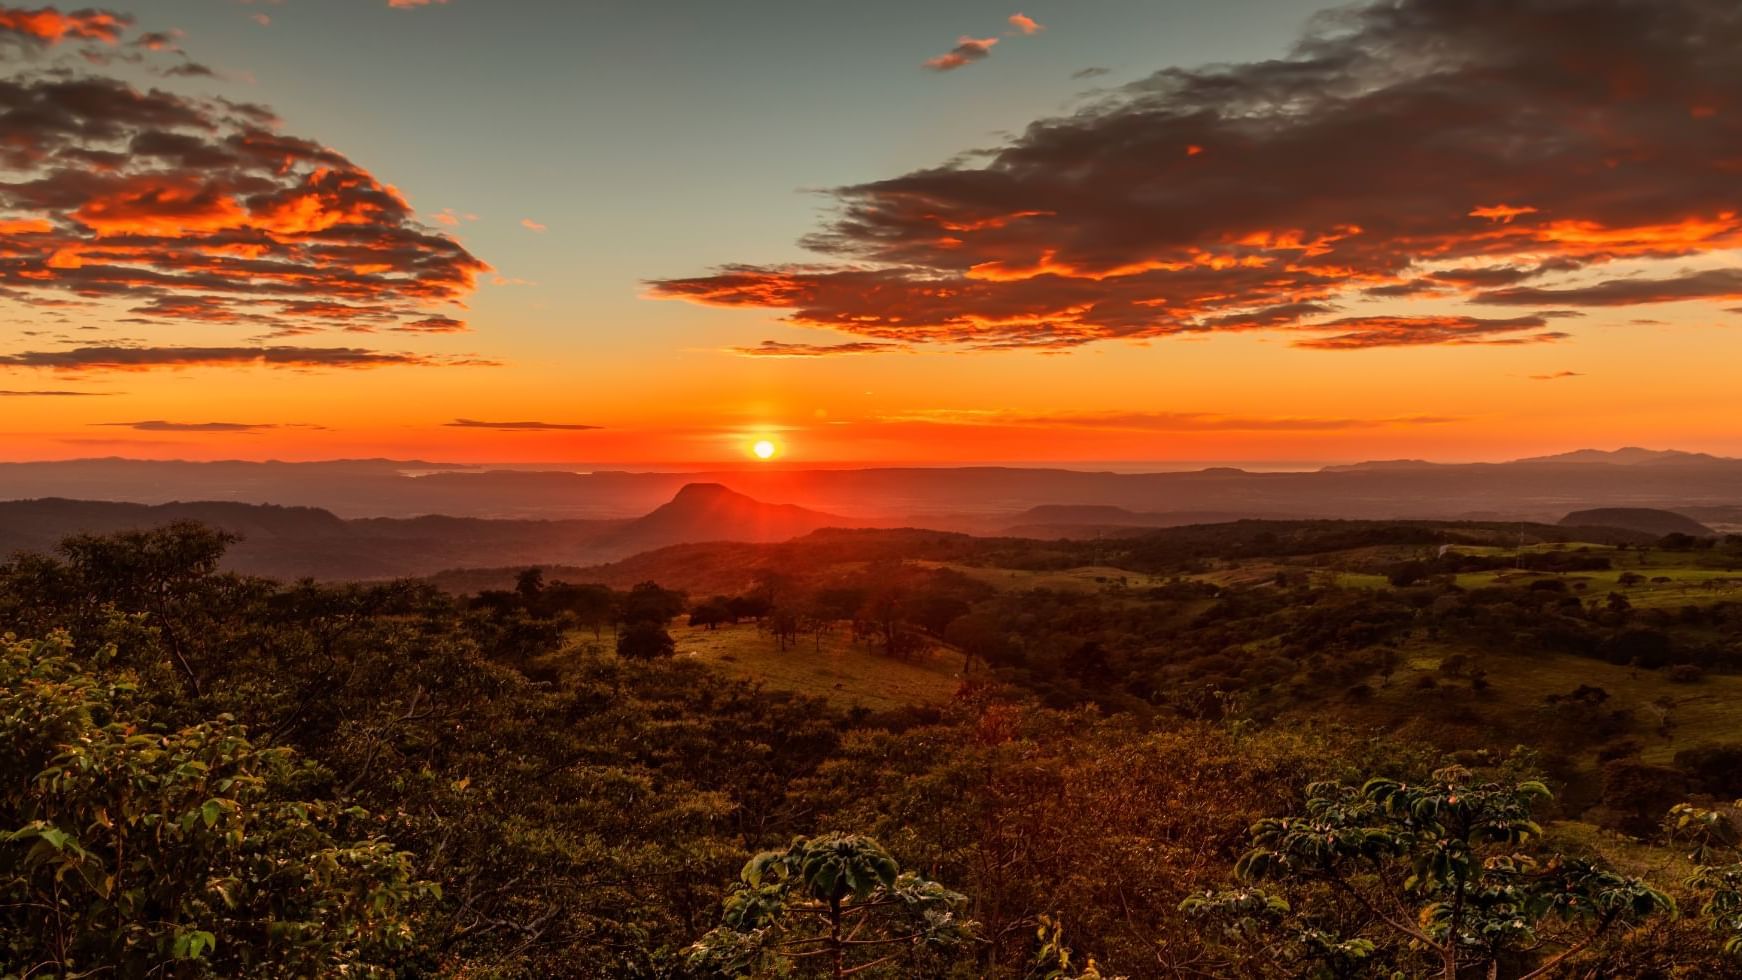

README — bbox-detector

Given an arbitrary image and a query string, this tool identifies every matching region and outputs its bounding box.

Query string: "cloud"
[1475,268,1742,307]
[729,340,908,357]
[1008,13,1043,35]
[388,0,448,7]
[651,0,1742,352]
[1292,315,1571,350]
[880,408,1462,432]
[0,388,113,395]
[925,36,998,72]
[1071,67,1111,80]
[520,217,547,233]
[0,9,486,339]
[394,314,468,332]
[1528,370,1584,381]
[445,418,602,431]
[0,5,129,46]
[93,419,301,432]
[0,345,482,371]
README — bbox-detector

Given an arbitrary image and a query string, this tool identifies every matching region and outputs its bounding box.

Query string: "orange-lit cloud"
[925,35,998,72]
[388,0,448,7]
[653,0,1742,353]
[520,218,547,232]
[0,4,128,45]
[0,10,486,342]
[1008,13,1043,35]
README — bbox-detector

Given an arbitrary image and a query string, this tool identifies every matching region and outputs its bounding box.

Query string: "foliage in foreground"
[1188,766,1676,979]
[0,635,431,977]
[686,833,975,978]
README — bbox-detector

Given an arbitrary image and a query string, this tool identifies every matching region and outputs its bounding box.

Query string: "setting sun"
[752,439,777,460]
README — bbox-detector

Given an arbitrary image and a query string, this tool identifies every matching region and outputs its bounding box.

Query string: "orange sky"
[3,0,1742,466]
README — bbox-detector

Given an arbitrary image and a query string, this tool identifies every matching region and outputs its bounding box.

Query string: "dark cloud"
[445,419,603,431]
[651,0,1742,352]
[1475,268,1742,306]
[0,8,486,340]
[730,340,908,357]
[1071,67,1110,80]
[885,408,1462,431]
[94,419,301,432]
[1528,370,1584,381]
[0,387,112,395]
[0,345,477,370]
[1291,315,1571,350]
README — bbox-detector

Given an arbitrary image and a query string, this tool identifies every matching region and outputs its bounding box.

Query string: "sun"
[752,439,777,460]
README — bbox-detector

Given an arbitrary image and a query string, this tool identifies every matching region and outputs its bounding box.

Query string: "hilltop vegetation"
[4,520,1742,976]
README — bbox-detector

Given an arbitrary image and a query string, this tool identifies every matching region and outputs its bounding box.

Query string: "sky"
[2,0,1741,466]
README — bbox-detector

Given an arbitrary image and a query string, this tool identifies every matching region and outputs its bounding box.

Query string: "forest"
[5,520,1742,978]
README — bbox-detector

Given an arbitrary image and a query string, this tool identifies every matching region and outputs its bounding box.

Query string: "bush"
[0,636,430,976]
[616,621,676,659]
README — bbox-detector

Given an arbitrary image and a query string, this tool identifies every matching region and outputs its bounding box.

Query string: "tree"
[515,566,545,602]
[618,581,687,626]
[690,599,732,630]
[685,834,975,979]
[765,607,801,652]
[0,636,432,976]
[616,621,676,660]
[1200,765,1673,979]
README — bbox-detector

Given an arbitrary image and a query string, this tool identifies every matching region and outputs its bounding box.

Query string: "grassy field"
[919,561,1170,594]
[1316,542,1742,607]
[670,621,963,711]
[1337,640,1742,772]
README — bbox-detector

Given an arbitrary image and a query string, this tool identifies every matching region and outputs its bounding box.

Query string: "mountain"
[1520,448,1730,466]
[1000,504,1278,539]
[4,451,1742,525]
[1560,508,1719,538]
[590,483,868,555]
[0,484,865,580]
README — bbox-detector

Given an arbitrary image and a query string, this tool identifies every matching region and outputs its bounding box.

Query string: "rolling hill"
[1560,507,1719,538]
[0,484,862,580]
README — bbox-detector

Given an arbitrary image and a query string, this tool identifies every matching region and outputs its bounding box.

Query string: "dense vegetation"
[4,521,1742,976]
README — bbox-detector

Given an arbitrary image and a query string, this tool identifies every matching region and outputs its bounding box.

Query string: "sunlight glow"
[752,439,777,460]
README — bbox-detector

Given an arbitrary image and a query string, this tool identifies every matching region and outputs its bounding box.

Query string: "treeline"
[6,523,1742,976]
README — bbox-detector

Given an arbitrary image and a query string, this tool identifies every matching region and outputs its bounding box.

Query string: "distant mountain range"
[0,484,865,580]
[0,448,1739,527]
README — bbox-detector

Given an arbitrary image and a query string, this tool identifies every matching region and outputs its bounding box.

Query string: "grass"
[670,621,962,711]
[919,561,1170,594]
[1338,639,1742,772]
[1305,542,1742,608]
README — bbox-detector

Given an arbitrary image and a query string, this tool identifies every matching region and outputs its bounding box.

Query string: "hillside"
[0,485,863,580]
[1560,507,1718,538]
[6,450,1742,523]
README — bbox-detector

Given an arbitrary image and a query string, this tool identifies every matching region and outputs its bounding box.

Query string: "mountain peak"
[1518,447,1726,466]
[668,482,743,503]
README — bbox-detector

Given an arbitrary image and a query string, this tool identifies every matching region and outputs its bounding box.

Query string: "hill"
[594,482,866,553]
[1520,447,1729,466]
[1560,507,1718,538]
[0,485,867,580]
[6,450,1742,524]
